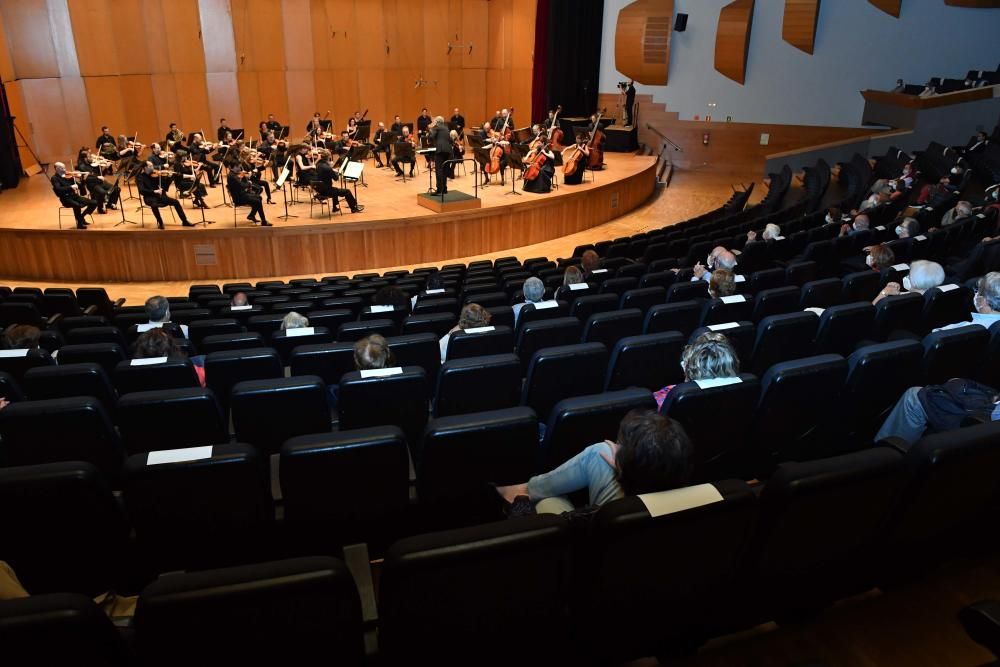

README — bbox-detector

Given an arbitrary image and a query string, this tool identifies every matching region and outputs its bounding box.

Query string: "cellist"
[481,121,508,185]
[523,140,555,194]
[562,134,590,186]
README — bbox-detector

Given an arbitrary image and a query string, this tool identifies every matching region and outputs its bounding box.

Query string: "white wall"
[600,0,1000,128]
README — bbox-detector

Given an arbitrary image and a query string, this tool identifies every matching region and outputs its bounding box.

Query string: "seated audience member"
[513,277,548,325]
[280,311,309,331]
[373,285,412,313]
[555,265,587,301]
[896,217,920,239]
[439,303,491,363]
[866,244,896,272]
[687,247,738,282]
[918,165,966,205]
[495,409,693,514]
[654,331,740,410]
[936,272,1000,331]
[876,380,1000,447]
[708,269,736,299]
[941,201,973,228]
[138,295,189,338]
[3,324,41,350]
[0,559,136,620]
[825,207,844,225]
[133,328,205,387]
[327,333,398,408]
[859,191,890,213]
[840,214,871,237]
[230,292,249,307]
[746,223,781,243]
[581,249,602,280]
[412,272,445,310]
[873,260,945,305]
[870,163,915,198]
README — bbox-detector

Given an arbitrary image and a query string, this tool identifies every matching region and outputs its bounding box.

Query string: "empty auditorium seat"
[402,312,457,338]
[515,316,582,376]
[0,348,55,383]
[199,331,265,354]
[115,388,228,455]
[22,362,117,410]
[921,325,989,385]
[700,295,752,327]
[433,353,521,417]
[814,302,875,356]
[0,371,23,402]
[800,278,842,309]
[748,312,819,377]
[582,308,643,349]
[287,341,356,385]
[872,292,924,341]
[270,326,335,365]
[56,343,127,376]
[922,285,972,331]
[604,332,685,392]
[187,318,243,348]
[204,347,283,412]
[134,556,363,666]
[231,376,331,455]
[66,325,128,348]
[384,332,441,384]
[338,318,396,342]
[522,343,608,421]
[751,286,800,322]
[445,325,515,361]
[841,341,923,443]
[644,301,702,337]
[338,366,429,446]
[569,294,619,323]
[113,357,201,396]
[841,271,881,303]
[620,286,666,315]
[667,280,709,303]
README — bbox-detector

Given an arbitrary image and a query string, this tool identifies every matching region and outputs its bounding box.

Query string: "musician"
[75,148,118,213]
[165,123,184,149]
[391,126,416,178]
[307,112,325,139]
[265,114,282,134]
[148,143,169,169]
[263,131,287,180]
[390,115,404,134]
[450,108,465,135]
[490,110,503,132]
[137,161,193,229]
[217,118,232,142]
[333,130,352,156]
[245,152,274,204]
[227,164,270,226]
[372,121,391,168]
[352,110,363,124]
[523,141,555,194]
[417,108,432,138]
[189,133,221,186]
[294,146,317,186]
[500,108,514,130]
[215,131,238,168]
[95,126,116,152]
[542,110,558,130]
[562,137,590,186]
[447,129,464,179]
[51,162,97,229]
[171,150,208,209]
[315,150,364,214]
[481,121,508,184]
[428,116,452,195]
[346,117,359,141]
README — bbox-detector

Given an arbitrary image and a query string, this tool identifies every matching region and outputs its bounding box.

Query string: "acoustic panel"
[715,0,755,85]
[782,0,821,54]
[615,0,672,85]
[868,0,901,16]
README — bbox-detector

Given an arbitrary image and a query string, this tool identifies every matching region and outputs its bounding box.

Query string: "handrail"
[646,124,683,152]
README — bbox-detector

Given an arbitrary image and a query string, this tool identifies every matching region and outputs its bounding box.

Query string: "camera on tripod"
[617,81,629,90]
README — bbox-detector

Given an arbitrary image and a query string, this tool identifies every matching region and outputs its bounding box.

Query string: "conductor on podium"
[429,116,452,196]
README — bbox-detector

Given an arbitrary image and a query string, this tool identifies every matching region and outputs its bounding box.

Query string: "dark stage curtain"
[0,83,22,190]
[534,0,605,122]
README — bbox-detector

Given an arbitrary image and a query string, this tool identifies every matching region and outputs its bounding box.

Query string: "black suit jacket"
[430,124,451,154]
[227,172,255,204]
[450,115,465,131]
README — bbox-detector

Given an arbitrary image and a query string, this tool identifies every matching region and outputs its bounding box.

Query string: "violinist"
[51,162,97,229]
[333,130,353,157]
[137,161,193,229]
[372,121,391,168]
[165,122,184,150]
[75,148,118,213]
[189,133,221,186]
[307,112,325,139]
[523,140,555,194]
[217,118,232,143]
[391,126,416,178]
[562,135,590,186]
[265,114,282,134]
[148,143,169,169]
[447,129,464,180]
[294,145,317,187]
[227,164,270,226]
[315,150,364,214]
[263,130,287,180]
[172,150,209,209]
[244,150,274,204]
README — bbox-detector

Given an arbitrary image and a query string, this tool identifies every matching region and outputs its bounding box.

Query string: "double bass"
[586,108,606,169]
[547,105,564,150]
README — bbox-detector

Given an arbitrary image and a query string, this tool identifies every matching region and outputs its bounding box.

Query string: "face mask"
[866,255,874,268]
[825,214,833,224]
[973,294,982,310]
[706,256,714,269]
[902,276,911,291]
[895,225,903,237]
[951,167,960,175]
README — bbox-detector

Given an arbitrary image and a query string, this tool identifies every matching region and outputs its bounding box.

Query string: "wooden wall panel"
[59,76,92,149]
[868,0,901,17]
[199,0,236,72]
[256,70,291,126]
[112,0,153,75]
[46,0,82,78]
[150,73,182,143]
[715,0,755,85]
[237,70,263,133]
[232,0,286,72]
[0,0,60,79]
[615,0,672,85]
[461,0,489,69]
[782,0,820,54]
[3,81,39,169]
[511,0,535,70]
[20,78,73,161]
[141,0,172,74]
[67,0,119,76]
[172,72,212,135]
[423,0,451,70]
[285,69,316,134]
[487,0,511,70]
[163,0,207,73]
[206,72,244,131]
[0,6,13,82]
[83,77,127,150]
[119,75,161,145]
[354,0,386,67]
[281,0,314,71]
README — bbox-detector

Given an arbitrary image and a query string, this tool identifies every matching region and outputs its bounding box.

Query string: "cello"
[523,139,550,182]
[586,108,606,169]
[547,105,565,150]
[485,109,513,176]
[563,108,604,177]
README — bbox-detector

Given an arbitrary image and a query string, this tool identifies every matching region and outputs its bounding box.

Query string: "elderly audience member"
[873,260,945,305]
[866,244,896,272]
[230,292,249,307]
[936,272,1000,331]
[439,303,492,363]
[133,328,205,387]
[280,311,310,331]
[941,201,973,228]
[654,331,741,409]
[876,380,1000,447]
[896,217,920,239]
[138,295,189,338]
[746,223,781,243]
[513,277,549,326]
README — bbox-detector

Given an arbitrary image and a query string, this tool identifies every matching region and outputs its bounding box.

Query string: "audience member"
[746,223,781,243]
[439,303,491,363]
[873,260,945,305]
[876,379,999,447]
[3,324,41,349]
[513,277,549,326]
[689,247,738,282]
[138,295,189,338]
[935,271,1000,331]
[581,250,602,280]
[374,286,412,312]
[555,265,587,302]
[133,328,205,387]
[230,292,249,307]
[280,311,310,331]
[896,217,920,239]
[495,410,693,514]
[866,244,896,272]
[708,269,736,299]
[412,272,445,310]
[940,201,973,227]
[354,333,396,370]
[0,559,136,619]
[654,331,740,409]
[840,214,870,237]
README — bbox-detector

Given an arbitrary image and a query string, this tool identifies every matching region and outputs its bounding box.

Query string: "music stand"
[348,146,370,186]
[473,148,492,186]
[320,119,333,133]
[341,160,365,199]
[467,134,485,151]
[276,157,297,220]
[506,144,528,196]
[393,141,415,183]
[356,121,371,143]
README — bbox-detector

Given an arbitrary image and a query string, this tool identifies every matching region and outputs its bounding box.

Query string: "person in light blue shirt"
[935,272,1000,332]
[512,277,546,327]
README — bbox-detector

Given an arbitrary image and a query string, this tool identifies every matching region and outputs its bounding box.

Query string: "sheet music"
[275,166,290,188]
[343,161,365,180]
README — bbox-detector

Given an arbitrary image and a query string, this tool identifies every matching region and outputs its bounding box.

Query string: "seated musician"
[562,136,590,186]
[136,161,193,229]
[347,117,359,141]
[215,132,236,165]
[216,118,231,143]
[51,162,97,229]
[265,114,282,134]
[307,112,325,139]
[450,108,465,135]
[523,141,555,194]
[188,133,221,186]
[258,121,270,142]
[333,130,352,157]
[448,129,464,179]
[417,108,432,138]
[148,143,169,169]
[263,131,287,180]
[95,127,116,155]
[391,126,416,178]
[165,122,184,150]
[481,121,508,184]
[171,150,208,209]
[315,150,364,214]
[542,110,557,130]
[75,147,117,213]
[372,122,390,168]
[294,145,317,187]
[390,115,404,134]
[244,150,274,205]
[227,163,270,226]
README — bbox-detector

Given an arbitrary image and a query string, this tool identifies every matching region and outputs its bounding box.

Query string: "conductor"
[429,116,452,195]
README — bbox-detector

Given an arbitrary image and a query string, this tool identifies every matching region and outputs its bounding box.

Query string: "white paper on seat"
[425,288,446,294]
[773,235,786,241]
[230,305,252,311]
[938,284,960,293]
[360,367,403,378]
[568,283,589,291]
[694,376,742,389]
[875,225,887,231]
[533,300,558,310]
[464,326,495,334]
[638,484,724,518]
[0,349,29,358]
[914,235,928,241]
[892,263,910,271]
[131,356,168,366]
[734,275,746,283]
[369,305,395,313]
[977,214,987,219]
[147,446,213,466]
[720,295,746,304]
[284,327,315,337]
[591,269,608,274]
[804,307,826,316]
[707,322,739,331]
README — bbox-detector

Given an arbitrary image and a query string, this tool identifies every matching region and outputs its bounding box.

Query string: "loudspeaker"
[674,13,688,32]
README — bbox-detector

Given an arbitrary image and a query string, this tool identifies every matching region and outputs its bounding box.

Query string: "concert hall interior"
[2,0,1000,665]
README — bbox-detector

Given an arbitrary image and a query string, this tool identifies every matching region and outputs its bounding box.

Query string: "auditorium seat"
[0,462,130,596]
[123,443,272,573]
[76,287,122,320]
[751,286,800,323]
[338,366,429,446]
[22,362,117,410]
[412,297,459,316]
[433,353,521,417]
[582,480,757,662]
[748,312,819,377]
[599,277,638,298]
[700,295,752,327]
[515,317,582,376]
[619,286,666,315]
[841,271,881,303]
[921,325,989,385]
[338,318,396,342]
[813,302,875,356]
[288,341,356,385]
[569,293,619,323]
[386,332,441,384]
[446,325,515,361]
[582,308,643,349]
[522,343,608,422]
[841,341,923,443]
[199,331,265,354]
[245,313,286,340]
[417,407,538,527]
[0,371,24,402]
[281,426,410,553]
[134,556,363,666]
[0,397,124,482]
[0,348,54,382]
[689,321,756,365]
[204,347,284,413]
[922,285,972,331]
[748,268,786,294]
[231,376,331,455]
[872,292,924,341]
[270,326,335,365]
[113,357,201,396]
[187,318,243,348]
[667,280,709,303]
[800,278,842,309]
[0,593,129,666]
[56,343,127,376]
[644,301,702,337]
[540,388,656,469]
[604,332,685,392]
[116,388,228,455]
[58,315,108,335]
[66,325,128,349]
[402,312,457,338]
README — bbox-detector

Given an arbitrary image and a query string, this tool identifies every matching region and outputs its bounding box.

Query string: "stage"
[0,153,656,282]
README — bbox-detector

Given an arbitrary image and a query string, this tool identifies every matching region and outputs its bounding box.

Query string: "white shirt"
[137,320,189,338]
[935,312,1000,332]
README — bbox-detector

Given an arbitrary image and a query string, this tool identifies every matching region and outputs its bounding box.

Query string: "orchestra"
[55,103,604,230]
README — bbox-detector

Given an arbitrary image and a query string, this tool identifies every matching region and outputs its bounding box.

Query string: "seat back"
[386,332,441,385]
[841,270,881,303]
[446,325,515,361]
[187,318,243,348]
[113,357,200,395]
[204,347,284,413]
[199,331,265,354]
[270,326,335,364]
[22,362,117,410]
[620,287,666,315]
[402,312,457,338]
[749,312,819,377]
[66,326,127,348]
[56,343,127,376]
[287,341,356,385]
[338,318,396,342]
[582,308,643,349]
[569,294,619,323]
[433,353,522,417]
[115,388,228,455]
[666,280,709,303]
[0,371,24,402]
[515,316,582,376]
[231,376,331,455]
[751,286,800,322]
[842,340,923,439]
[700,295,752,327]
[922,285,972,331]
[872,292,924,340]
[922,325,989,385]
[814,302,875,355]
[604,332,685,392]
[522,343,608,421]
[338,367,429,446]
[644,301,702,337]
[800,278,842,309]
[0,348,56,382]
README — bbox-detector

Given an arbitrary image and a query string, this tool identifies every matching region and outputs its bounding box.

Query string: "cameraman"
[619,80,636,126]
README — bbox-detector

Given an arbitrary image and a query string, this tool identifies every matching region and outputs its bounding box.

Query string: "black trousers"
[60,194,97,225]
[434,152,448,194]
[392,158,415,176]
[251,178,271,201]
[237,194,266,222]
[374,145,391,166]
[144,194,188,226]
[317,183,358,210]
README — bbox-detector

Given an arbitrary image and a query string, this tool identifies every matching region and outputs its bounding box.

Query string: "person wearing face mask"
[870,163,916,199]
[865,244,896,273]
[873,260,945,305]
[917,164,966,205]
[895,217,920,239]
[840,214,871,237]
[935,271,1000,331]
[941,201,974,227]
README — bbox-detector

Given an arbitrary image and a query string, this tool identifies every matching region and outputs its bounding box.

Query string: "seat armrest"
[113,298,126,308]
[874,436,910,454]
[83,305,98,316]
[46,313,63,327]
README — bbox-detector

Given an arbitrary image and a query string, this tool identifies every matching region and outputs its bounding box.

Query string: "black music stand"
[473,147,493,186]
[320,119,333,133]
[467,134,485,150]
[356,122,371,143]
[393,141,415,183]
[506,144,529,196]
[276,156,297,221]
[348,146,369,188]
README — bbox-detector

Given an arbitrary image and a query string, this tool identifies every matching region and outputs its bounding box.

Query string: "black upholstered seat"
[116,387,228,455]
[231,376,332,454]
[433,353,522,417]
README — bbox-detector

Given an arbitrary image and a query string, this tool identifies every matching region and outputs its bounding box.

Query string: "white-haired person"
[513,276,549,327]
[653,331,741,409]
[934,272,1000,331]
[940,200,974,228]
[746,223,782,243]
[51,162,98,229]
[280,311,310,331]
[873,260,945,305]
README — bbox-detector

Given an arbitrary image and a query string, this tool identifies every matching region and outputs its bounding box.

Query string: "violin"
[151,169,175,178]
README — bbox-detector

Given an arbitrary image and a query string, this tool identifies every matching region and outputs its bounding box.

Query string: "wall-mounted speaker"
[674,13,688,32]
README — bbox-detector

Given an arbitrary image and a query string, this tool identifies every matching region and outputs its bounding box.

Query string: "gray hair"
[977,272,1000,312]
[281,311,310,330]
[145,295,170,322]
[853,215,870,230]
[522,277,545,303]
[54,161,66,172]
[900,217,920,236]
[956,201,973,218]
[681,332,740,381]
[907,260,945,292]
[763,223,781,240]
[715,250,737,272]
[563,265,584,286]
[434,115,445,124]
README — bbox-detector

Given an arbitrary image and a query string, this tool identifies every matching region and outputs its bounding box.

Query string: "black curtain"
[543,0,605,120]
[0,83,22,190]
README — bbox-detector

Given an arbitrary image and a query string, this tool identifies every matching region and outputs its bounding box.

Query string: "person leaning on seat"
[133,328,205,387]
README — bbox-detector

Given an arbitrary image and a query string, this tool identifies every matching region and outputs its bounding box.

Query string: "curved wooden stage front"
[0,154,656,283]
